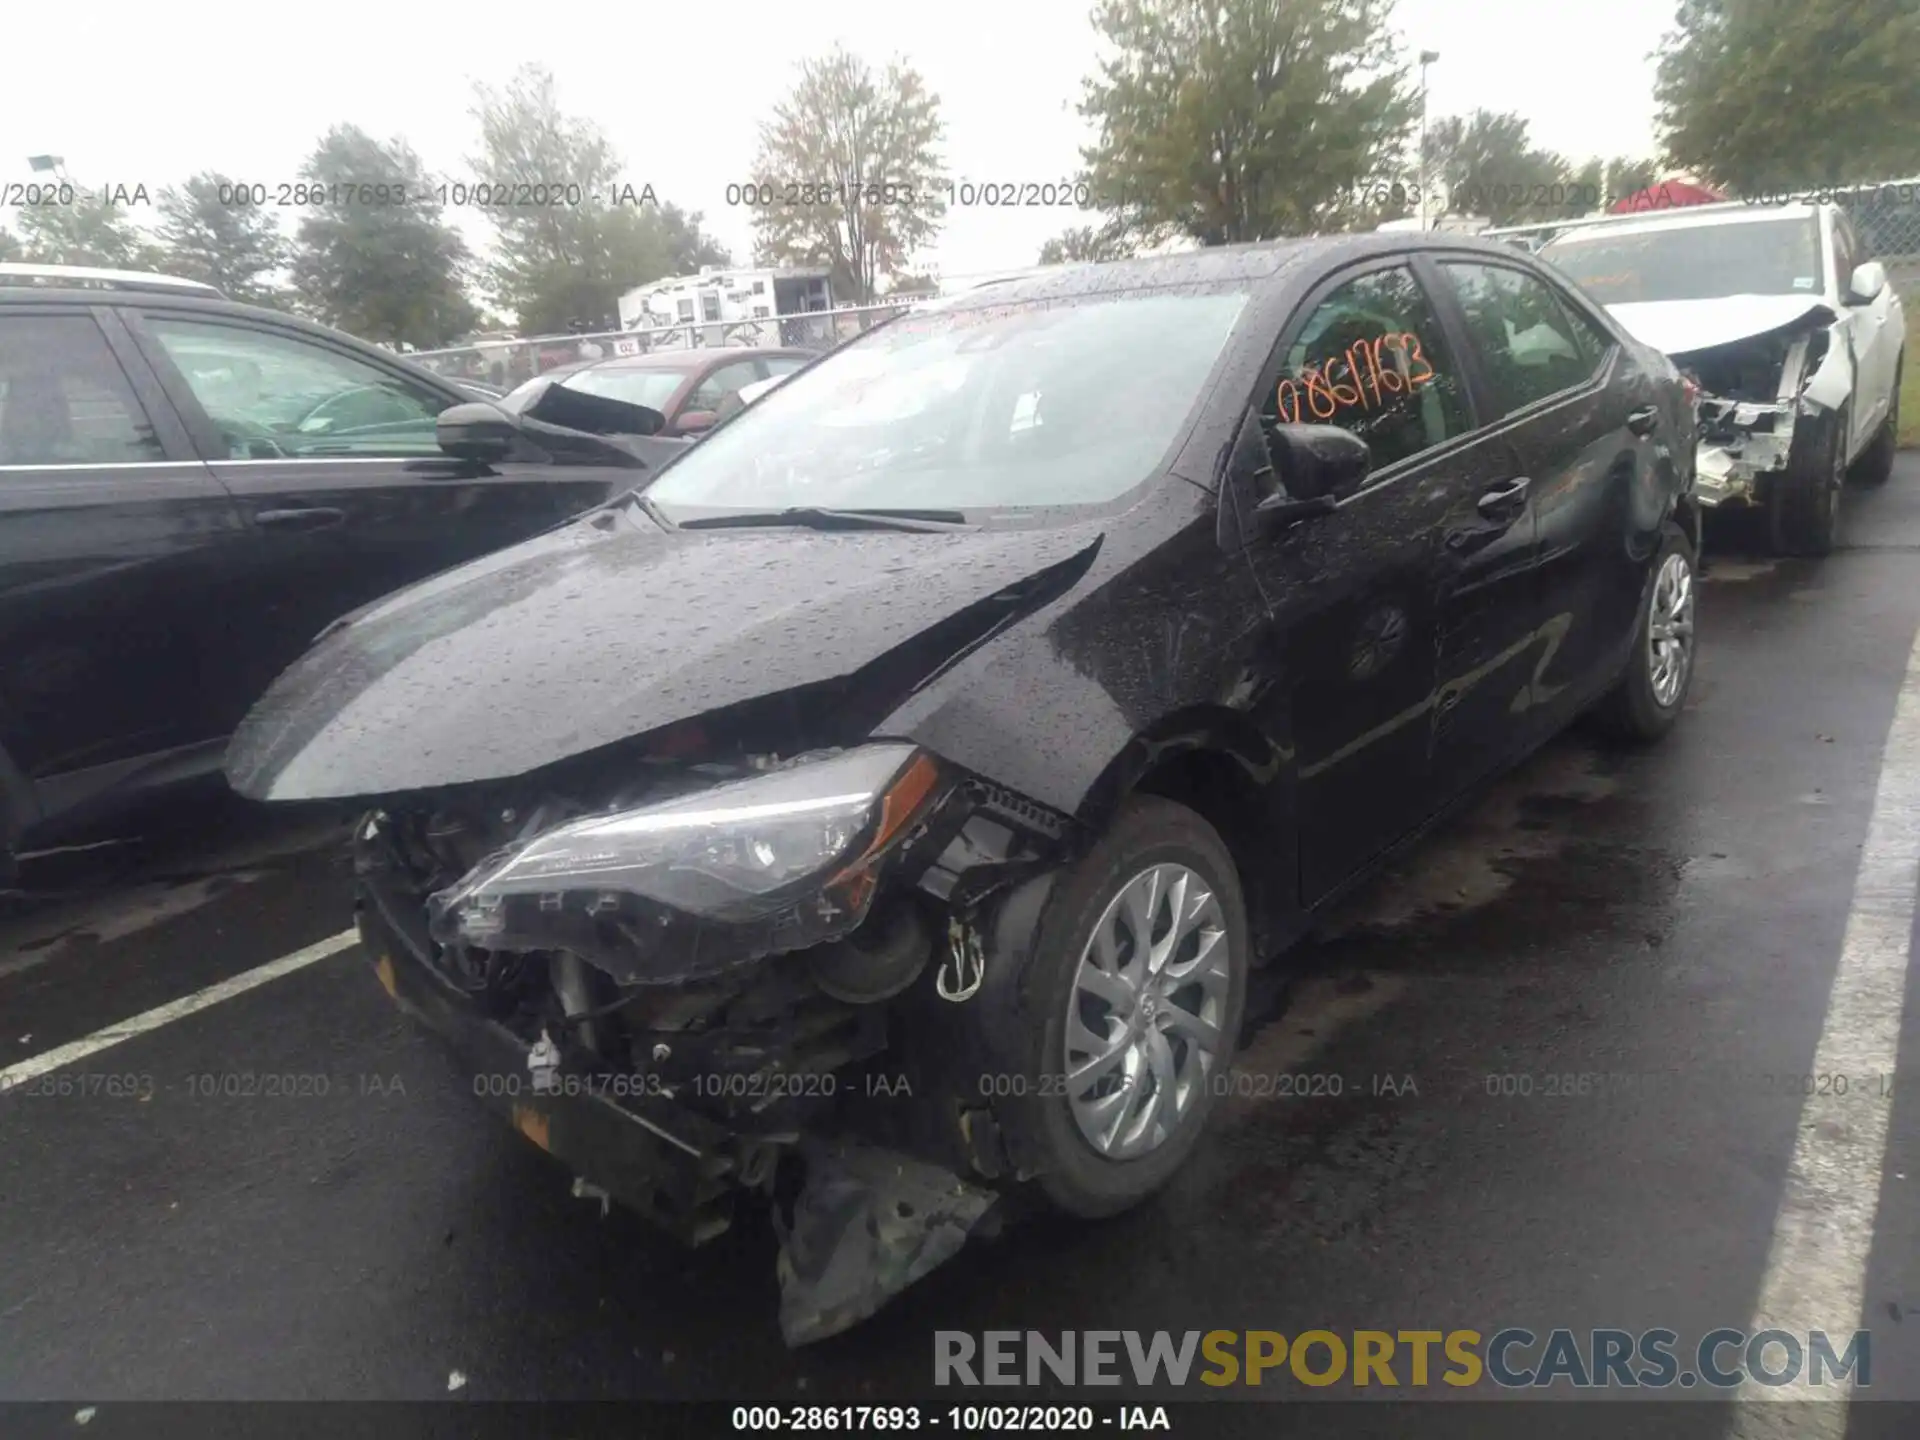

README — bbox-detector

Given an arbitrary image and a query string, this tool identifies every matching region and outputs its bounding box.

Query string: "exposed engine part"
[527,1031,560,1093]
[806,900,934,1004]
[1684,326,1813,404]
[551,950,613,1057]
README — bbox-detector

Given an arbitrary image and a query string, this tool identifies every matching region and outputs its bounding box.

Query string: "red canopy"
[1609,180,1726,213]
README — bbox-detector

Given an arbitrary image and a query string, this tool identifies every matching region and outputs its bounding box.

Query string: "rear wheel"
[1850,359,1902,487]
[1593,523,1696,744]
[1001,796,1248,1219]
[1768,406,1846,556]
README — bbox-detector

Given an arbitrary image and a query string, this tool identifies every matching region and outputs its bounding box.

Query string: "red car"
[502,347,817,439]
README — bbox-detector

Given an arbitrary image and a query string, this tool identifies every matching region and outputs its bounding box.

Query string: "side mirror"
[1252,424,1371,534]
[437,401,519,464]
[1847,260,1888,305]
[675,409,718,435]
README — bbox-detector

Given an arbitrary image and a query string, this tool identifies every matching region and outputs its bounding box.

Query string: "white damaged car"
[1541,201,1905,555]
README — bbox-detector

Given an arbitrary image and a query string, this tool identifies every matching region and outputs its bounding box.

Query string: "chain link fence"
[406,298,930,390]
[405,181,1920,393]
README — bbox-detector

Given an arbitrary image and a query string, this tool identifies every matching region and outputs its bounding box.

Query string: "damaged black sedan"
[227,234,1699,1344]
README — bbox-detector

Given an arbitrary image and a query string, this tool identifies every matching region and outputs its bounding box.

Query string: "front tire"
[1769,405,1846,556]
[1003,796,1248,1219]
[1593,522,1697,744]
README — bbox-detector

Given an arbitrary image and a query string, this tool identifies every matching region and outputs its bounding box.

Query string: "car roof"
[590,347,812,370]
[1540,202,1823,247]
[537,348,813,383]
[0,262,221,296]
[929,232,1565,312]
[0,281,471,391]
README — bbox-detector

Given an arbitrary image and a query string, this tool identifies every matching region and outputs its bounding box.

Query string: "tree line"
[4,0,1914,349]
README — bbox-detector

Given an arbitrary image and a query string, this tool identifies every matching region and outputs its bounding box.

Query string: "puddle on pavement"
[1702,560,1779,583]
[1678,851,1761,883]
[1173,734,1696,1245]
[1318,742,1621,938]
[0,812,348,973]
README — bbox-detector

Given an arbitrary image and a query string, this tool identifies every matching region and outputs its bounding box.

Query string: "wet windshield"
[641,288,1249,518]
[1542,216,1824,304]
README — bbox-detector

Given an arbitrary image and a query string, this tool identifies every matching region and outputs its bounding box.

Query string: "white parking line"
[0,929,359,1090]
[1737,622,1920,1417]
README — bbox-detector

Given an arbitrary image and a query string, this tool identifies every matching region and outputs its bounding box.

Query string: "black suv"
[0,264,695,875]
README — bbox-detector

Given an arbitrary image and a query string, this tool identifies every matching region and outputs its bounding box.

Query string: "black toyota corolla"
[227,235,1699,1343]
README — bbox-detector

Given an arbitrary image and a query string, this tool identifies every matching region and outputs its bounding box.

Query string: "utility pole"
[1417,52,1439,231]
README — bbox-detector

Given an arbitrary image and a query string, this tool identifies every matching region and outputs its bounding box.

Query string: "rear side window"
[686,359,764,414]
[144,316,450,458]
[1261,264,1471,478]
[1440,262,1601,416]
[1553,292,1618,369]
[0,314,167,467]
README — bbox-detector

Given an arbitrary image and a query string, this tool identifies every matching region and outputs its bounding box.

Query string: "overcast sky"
[2,0,1675,288]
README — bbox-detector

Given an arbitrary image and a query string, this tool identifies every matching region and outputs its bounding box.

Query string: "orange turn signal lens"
[825,750,943,909]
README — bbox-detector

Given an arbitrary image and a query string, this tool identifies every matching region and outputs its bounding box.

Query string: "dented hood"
[225,512,1104,801]
[1605,294,1835,358]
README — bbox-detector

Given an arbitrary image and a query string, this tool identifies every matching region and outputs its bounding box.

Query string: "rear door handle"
[1626,404,1660,437]
[1476,476,1530,520]
[255,506,347,532]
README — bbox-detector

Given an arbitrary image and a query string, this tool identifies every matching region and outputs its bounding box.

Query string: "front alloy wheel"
[1064,862,1232,1160]
[1592,521,1696,744]
[1647,550,1695,709]
[1002,795,1249,1219]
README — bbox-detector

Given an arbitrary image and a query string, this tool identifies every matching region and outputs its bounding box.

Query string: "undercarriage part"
[773,1139,1000,1347]
[806,899,934,1004]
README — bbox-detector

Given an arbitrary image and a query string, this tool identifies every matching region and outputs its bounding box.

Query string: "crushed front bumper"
[356,892,741,1246]
[356,885,1004,1344]
[1683,318,1853,510]
[1694,398,1798,508]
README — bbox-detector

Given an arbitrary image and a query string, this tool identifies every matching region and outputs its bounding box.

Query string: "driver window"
[144,317,448,459]
[685,360,762,415]
[1260,264,1469,490]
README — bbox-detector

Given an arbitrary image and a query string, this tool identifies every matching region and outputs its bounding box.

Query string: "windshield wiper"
[620,489,678,531]
[677,506,973,532]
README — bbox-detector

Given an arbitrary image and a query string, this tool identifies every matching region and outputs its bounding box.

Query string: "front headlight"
[427,744,944,982]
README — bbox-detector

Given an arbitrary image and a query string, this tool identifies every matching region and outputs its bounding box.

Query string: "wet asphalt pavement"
[7,460,1920,1410]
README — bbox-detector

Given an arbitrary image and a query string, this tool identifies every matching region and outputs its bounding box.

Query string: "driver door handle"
[255,506,347,531]
[1476,476,1530,521]
[1626,404,1661,437]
